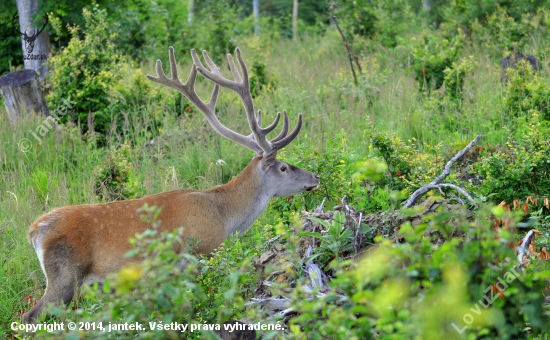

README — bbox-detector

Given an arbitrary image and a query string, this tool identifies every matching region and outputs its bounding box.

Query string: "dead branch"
[249,297,292,312]
[517,229,536,269]
[403,135,481,208]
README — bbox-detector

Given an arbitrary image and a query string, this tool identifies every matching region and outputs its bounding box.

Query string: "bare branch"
[403,135,481,208]
[517,229,536,269]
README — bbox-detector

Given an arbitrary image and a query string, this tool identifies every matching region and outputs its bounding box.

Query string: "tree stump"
[0,69,50,124]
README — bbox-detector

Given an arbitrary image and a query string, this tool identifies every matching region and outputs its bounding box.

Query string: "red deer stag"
[22,47,320,323]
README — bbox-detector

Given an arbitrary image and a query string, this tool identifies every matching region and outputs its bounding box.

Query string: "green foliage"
[194,233,262,324]
[334,0,416,48]
[107,0,188,61]
[239,37,278,98]
[301,212,355,267]
[0,1,22,76]
[193,1,237,64]
[276,133,350,213]
[47,5,122,141]
[285,206,550,338]
[367,130,439,192]
[503,61,550,121]
[94,142,143,201]
[476,116,550,203]
[442,0,549,32]
[443,56,475,101]
[410,30,464,92]
[472,6,531,53]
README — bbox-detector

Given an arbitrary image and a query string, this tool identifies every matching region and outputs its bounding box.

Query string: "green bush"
[94,142,144,201]
[443,56,475,101]
[47,5,122,142]
[276,133,350,213]
[284,206,550,339]
[476,116,550,203]
[409,30,464,93]
[504,61,550,121]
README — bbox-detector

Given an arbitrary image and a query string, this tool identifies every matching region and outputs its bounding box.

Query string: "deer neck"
[209,158,272,238]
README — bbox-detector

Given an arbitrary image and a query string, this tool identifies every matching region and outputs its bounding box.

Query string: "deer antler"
[148,47,302,156]
[191,48,302,154]
[147,47,264,153]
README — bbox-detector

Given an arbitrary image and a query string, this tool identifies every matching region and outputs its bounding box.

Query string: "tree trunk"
[188,0,194,23]
[0,69,50,124]
[15,0,50,80]
[292,0,298,41]
[253,0,259,35]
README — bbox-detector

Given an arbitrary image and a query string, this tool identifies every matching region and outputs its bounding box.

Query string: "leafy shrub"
[94,142,143,201]
[472,6,531,54]
[302,211,355,268]
[47,5,122,142]
[241,37,278,98]
[366,129,439,193]
[193,1,237,64]
[409,30,464,93]
[443,56,475,101]
[334,0,416,48]
[107,0,188,61]
[476,117,550,203]
[276,133,350,213]
[284,205,550,338]
[503,61,550,121]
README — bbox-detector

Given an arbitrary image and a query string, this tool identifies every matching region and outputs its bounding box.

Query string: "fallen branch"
[249,297,291,312]
[517,229,536,269]
[403,135,481,208]
[304,246,330,291]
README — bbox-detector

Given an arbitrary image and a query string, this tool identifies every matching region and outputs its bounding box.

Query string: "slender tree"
[253,0,259,35]
[188,0,194,23]
[292,0,298,41]
[15,0,50,80]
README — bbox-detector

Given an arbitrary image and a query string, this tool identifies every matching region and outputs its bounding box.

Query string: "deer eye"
[280,165,287,172]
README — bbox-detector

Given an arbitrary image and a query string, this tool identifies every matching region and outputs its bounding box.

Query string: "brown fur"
[23,158,269,322]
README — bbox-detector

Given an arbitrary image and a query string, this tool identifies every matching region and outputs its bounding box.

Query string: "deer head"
[12,13,48,54]
[147,47,319,199]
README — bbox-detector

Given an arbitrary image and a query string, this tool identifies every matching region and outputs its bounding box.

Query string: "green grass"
[1,29,549,335]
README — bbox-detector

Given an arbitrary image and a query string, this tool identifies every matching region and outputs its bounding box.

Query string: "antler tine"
[270,111,290,143]
[167,46,184,84]
[272,114,303,150]
[259,111,281,135]
[227,53,243,83]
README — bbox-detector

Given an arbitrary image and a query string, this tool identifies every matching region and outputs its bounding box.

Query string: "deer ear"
[259,149,278,171]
